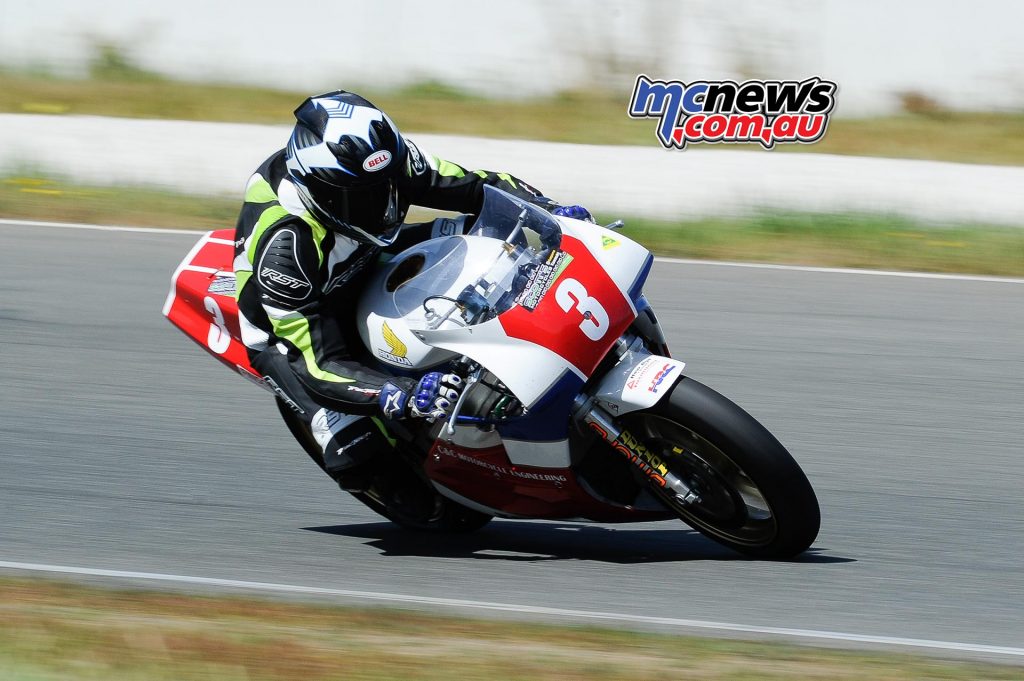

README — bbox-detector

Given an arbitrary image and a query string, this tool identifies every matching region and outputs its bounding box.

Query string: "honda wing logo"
[377,321,413,366]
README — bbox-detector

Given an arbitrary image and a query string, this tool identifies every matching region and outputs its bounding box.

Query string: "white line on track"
[654,256,1024,284]
[0,217,207,235]
[1,560,1022,659]
[3,217,1023,285]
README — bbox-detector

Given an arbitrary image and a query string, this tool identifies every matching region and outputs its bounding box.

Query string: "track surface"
[1,222,1022,656]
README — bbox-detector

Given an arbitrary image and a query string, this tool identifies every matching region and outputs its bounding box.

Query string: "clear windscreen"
[389,186,564,328]
[470,185,562,251]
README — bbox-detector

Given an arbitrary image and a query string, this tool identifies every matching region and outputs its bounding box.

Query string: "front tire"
[623,377,820,559]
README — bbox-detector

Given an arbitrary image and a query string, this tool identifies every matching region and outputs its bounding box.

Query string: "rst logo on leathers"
[260,267,310,292]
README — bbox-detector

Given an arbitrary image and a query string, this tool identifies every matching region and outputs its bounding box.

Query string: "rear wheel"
[621,378,819,559]
[352,479,494,534]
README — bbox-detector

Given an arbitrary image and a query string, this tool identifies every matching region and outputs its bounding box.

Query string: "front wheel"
[622,377,820,559]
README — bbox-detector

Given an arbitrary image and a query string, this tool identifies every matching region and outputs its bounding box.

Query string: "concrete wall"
[3,114,1021,226]
[3,1,1023,116]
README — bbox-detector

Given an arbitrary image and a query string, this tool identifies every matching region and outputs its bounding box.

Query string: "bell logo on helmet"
[363,150,392,172]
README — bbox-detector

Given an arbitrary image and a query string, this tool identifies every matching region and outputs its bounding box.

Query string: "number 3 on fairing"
[555,278,609,341]
[204,296,231,354]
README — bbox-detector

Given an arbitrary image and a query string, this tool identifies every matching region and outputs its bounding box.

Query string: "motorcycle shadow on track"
[303,522,852,564]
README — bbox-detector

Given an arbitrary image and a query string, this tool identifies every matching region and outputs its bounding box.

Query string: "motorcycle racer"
[233,90,590,486]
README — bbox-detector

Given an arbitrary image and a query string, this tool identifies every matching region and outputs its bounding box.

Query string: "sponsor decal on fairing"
[207,273,236,296]
[620,355,686,409]
[647,363,677,394]
[514,250,573,311]
[434,444,567,483]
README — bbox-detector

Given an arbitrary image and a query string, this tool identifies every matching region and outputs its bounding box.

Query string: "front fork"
[574,395,700,506]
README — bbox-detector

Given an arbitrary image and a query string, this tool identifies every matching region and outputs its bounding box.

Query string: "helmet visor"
[306,178,407,245]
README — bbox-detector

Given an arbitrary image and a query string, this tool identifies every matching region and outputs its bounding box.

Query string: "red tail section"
[163,230,258,380]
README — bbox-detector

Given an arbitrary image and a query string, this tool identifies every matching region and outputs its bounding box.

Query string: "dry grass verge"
[0,576,1019,681]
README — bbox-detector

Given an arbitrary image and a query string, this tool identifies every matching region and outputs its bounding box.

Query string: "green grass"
[3,175,1022,277]
[0,576,1019,681]
[3,70,1024,165]
[0,176,241,230]
[623,212,1024,276]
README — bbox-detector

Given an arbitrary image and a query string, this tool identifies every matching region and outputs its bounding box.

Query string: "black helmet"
[285,90,409,246]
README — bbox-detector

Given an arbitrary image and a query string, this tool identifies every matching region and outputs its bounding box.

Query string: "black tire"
[275,398,493,533]
[351,488,494,533]
[622,377,820,559]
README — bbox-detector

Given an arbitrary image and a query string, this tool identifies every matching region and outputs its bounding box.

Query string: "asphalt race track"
[1,221,1022,660]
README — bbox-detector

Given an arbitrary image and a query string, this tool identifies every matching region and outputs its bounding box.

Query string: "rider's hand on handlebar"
[551,204,595,223]
[379,372,463,422]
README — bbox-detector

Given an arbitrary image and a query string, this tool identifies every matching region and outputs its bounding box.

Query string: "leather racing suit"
[233,139,544,476]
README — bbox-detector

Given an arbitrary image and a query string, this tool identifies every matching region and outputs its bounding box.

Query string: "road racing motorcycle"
[164,186,820,558]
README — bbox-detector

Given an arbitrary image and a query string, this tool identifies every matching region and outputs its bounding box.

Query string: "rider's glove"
[551,204,595,223]
[379,372,463,422]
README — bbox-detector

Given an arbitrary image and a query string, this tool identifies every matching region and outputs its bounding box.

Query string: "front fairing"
[359,186,649,407]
